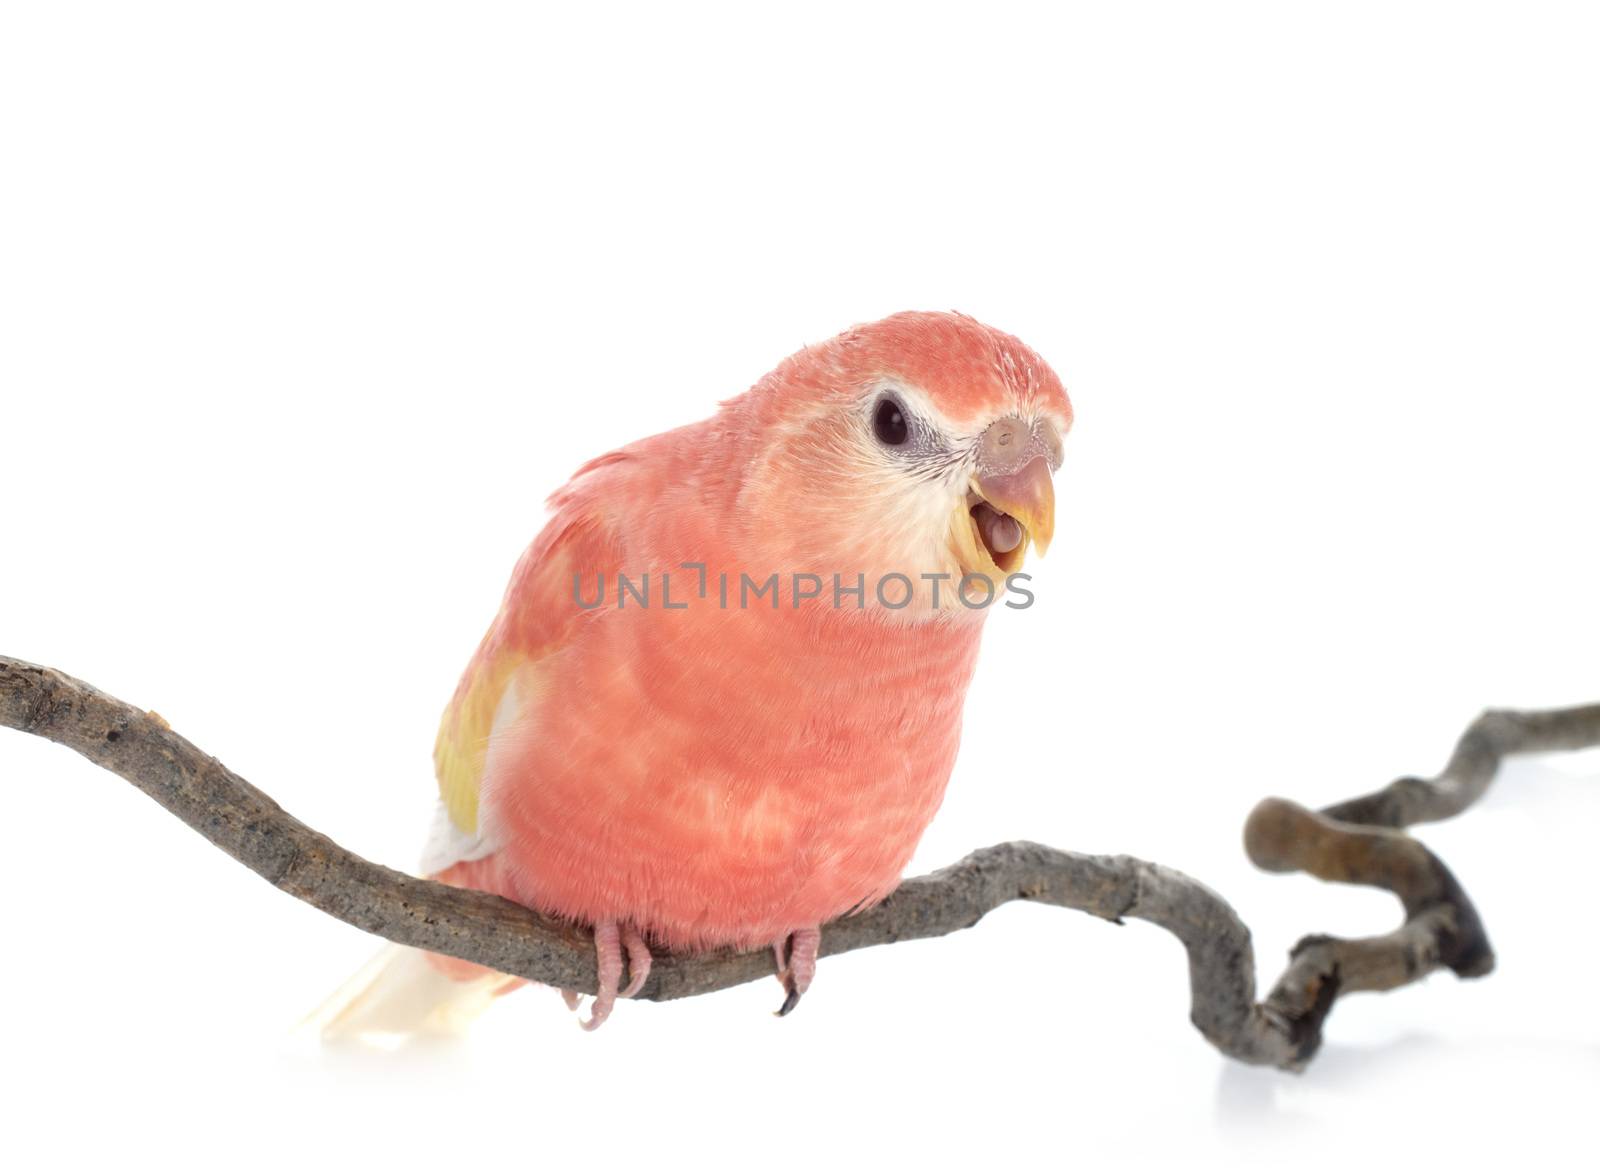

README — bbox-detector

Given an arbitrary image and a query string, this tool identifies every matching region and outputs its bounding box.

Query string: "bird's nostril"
[979,416,1036,472]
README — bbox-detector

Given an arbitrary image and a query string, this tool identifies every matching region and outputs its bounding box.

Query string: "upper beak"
[974,455,1056,557]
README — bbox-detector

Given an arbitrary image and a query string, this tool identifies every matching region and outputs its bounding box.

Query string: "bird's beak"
[949,415,1061,584]
[974,455,1056,559]
[953,453,1057,585]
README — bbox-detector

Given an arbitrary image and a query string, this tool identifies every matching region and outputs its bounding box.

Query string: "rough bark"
[3,654,1595,1070]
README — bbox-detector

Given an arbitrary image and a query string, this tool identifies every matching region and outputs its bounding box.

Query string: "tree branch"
[2,654,1595,1069]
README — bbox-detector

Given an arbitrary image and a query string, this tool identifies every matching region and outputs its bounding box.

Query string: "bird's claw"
[564,920,652,1030]
[772,926,821,1016]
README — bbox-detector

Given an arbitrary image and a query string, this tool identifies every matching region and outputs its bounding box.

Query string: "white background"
[3,3,1597,1168]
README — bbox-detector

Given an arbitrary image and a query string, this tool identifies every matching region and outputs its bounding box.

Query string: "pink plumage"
[324,311,1071,1034]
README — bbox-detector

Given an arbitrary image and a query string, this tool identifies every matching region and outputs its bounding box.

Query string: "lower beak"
[975,455,1056,558]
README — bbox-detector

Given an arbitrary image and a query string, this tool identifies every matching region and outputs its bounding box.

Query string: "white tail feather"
[307,945,520,1043]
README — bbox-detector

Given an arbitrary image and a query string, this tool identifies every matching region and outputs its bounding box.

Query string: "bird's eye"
[872,398,909,446]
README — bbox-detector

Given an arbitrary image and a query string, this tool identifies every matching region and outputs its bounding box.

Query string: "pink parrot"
[320,311,1070,1035]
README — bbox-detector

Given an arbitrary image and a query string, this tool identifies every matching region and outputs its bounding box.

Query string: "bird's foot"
[772,926,821,1016]
[563,921,652,1030]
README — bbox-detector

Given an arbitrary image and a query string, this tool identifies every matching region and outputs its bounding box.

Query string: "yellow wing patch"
[431,489,626,839]
[433,650,526,834]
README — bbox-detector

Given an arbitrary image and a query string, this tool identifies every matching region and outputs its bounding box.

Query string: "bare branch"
[1320,705,1600,828]
[2,654,1595,1069]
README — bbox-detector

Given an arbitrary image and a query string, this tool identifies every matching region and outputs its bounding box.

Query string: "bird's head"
[734,311,1072,617]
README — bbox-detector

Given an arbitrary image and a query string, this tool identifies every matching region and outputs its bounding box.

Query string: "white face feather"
[736,375,1064,623]
[847,381,1063,617]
